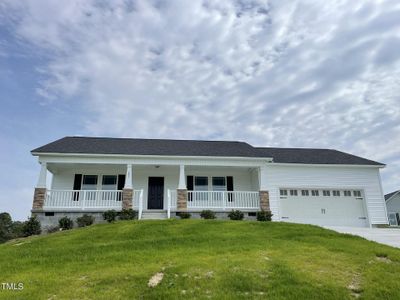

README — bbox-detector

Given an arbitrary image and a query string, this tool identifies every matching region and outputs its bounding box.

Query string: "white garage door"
[279,189,368,227]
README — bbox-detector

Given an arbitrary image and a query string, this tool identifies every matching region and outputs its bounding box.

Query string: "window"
[301,190,309,196]
[195,176,208,191]
[82,175,98,190]
[102,175,117,190]
[344,190,351,197]
[353,190,362,197]
[212,177,226,191]
[45,212,54,217]
[311,190,319,196]
[290,189,298,196]
[332,190,340,196]
[323,190,330,196]
[280,189,288,196]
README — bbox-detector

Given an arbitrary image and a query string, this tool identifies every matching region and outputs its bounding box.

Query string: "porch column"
[32,162,47,210]
[259,166,270,211]
[177,164,187,210]
[122,164,133,209]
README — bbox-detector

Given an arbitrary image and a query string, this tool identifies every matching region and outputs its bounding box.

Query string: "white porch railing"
[166,190,259,215]
[44,189,144,213]
[187,191,259,209]
[44,190,123,210]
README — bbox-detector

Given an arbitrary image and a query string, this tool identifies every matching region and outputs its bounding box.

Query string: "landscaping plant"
[58,216,74,230]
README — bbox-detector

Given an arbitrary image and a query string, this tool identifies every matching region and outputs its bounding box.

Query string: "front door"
[148,177,164,209]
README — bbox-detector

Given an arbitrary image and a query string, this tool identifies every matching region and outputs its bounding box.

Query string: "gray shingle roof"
[31,136,261,158]
[31,136,385,166]
[255,147,384,166]
[385,190,400,201]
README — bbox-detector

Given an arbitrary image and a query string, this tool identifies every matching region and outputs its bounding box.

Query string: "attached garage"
[279,188,369,227]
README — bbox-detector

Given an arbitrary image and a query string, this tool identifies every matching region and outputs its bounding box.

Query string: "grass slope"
[0,220,399,299]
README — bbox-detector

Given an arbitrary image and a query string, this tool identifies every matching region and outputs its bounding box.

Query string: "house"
[31,136,389,228]
[385,190,400,226]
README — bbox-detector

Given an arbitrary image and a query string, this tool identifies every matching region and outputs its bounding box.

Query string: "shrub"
[58,216,74,230]
[103,210,118,223]
[256,210,273,222]
[10,221,25,239]
[45,226,60,233]
[0,212,13,242]
[228,210,244,220]
[200,210,216,219]
[178,212,191,219]
[76,214,95,227]
[119,209,137,220]
[22,216,42,236]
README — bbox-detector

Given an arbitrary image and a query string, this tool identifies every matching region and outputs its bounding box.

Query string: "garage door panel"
[280,189,368,227]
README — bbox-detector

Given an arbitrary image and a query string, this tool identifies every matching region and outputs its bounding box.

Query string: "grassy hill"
[0,220,399,299]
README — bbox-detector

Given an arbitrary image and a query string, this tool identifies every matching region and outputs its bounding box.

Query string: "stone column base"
[177,189,188,211]
[122,188,133,209]
[32,188,46,210]
[259,190,270,211]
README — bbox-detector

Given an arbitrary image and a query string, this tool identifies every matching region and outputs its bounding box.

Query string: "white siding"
[262,164,388,225]
[386,194,400,213]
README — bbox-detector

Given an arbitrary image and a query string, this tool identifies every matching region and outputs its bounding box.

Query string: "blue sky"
[0,0,399,220]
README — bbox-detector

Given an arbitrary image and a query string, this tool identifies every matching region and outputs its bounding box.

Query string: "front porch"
[32,160,270,220]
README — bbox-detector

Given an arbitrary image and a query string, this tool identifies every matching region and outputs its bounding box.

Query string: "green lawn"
[0,220,399,299]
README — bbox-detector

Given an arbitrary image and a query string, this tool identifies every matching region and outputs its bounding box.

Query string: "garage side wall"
[262,164,388,225]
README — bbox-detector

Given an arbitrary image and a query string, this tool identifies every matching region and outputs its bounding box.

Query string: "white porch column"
[258,165,270,211]
[178,164,186,189]
[124,164,133,189]
[177,164,187,211]
[123,164,133,209]
[36,162,47,188]
[259,166,268,190]
[33,162,47,210]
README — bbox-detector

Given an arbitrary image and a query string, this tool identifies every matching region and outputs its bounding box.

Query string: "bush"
[228,210,244,220]
[45,226,60,233]
[10,221,25,239]
[22,216,42,236]
[178,212,191,219]
[0,212,13,242]
[256,210,273,222]
[119,209,137,220]
[200,210,216,219]
[76,214,95,227]
[103,210,118,223]
[58,216,74,230]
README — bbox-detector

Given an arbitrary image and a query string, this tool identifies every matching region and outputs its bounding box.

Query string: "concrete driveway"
[325,226,400,248]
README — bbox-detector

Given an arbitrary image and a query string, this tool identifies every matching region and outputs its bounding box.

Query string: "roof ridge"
[65,136,250,144]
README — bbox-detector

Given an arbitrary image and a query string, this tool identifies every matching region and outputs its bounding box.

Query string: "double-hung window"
[212,177,226,191]
[102,175,117,200]
[195,177,208,191]
[82,175,98,200]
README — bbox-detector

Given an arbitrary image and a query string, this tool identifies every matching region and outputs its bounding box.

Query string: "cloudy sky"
[0,0,399,220]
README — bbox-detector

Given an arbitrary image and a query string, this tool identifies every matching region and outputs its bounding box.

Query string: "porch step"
[141,211,168,220]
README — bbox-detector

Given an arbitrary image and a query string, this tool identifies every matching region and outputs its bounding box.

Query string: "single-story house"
[31,136,389,228]
[385,190,400,226]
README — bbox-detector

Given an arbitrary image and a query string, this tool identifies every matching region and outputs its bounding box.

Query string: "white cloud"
[1,0,400,193]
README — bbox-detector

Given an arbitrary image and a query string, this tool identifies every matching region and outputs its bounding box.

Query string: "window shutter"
[73,174,82,190]
[227,176,234,202]
[227,176,234,191]
[117,175,126,190]
[187,176,194,191]
[73,174,82,201]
